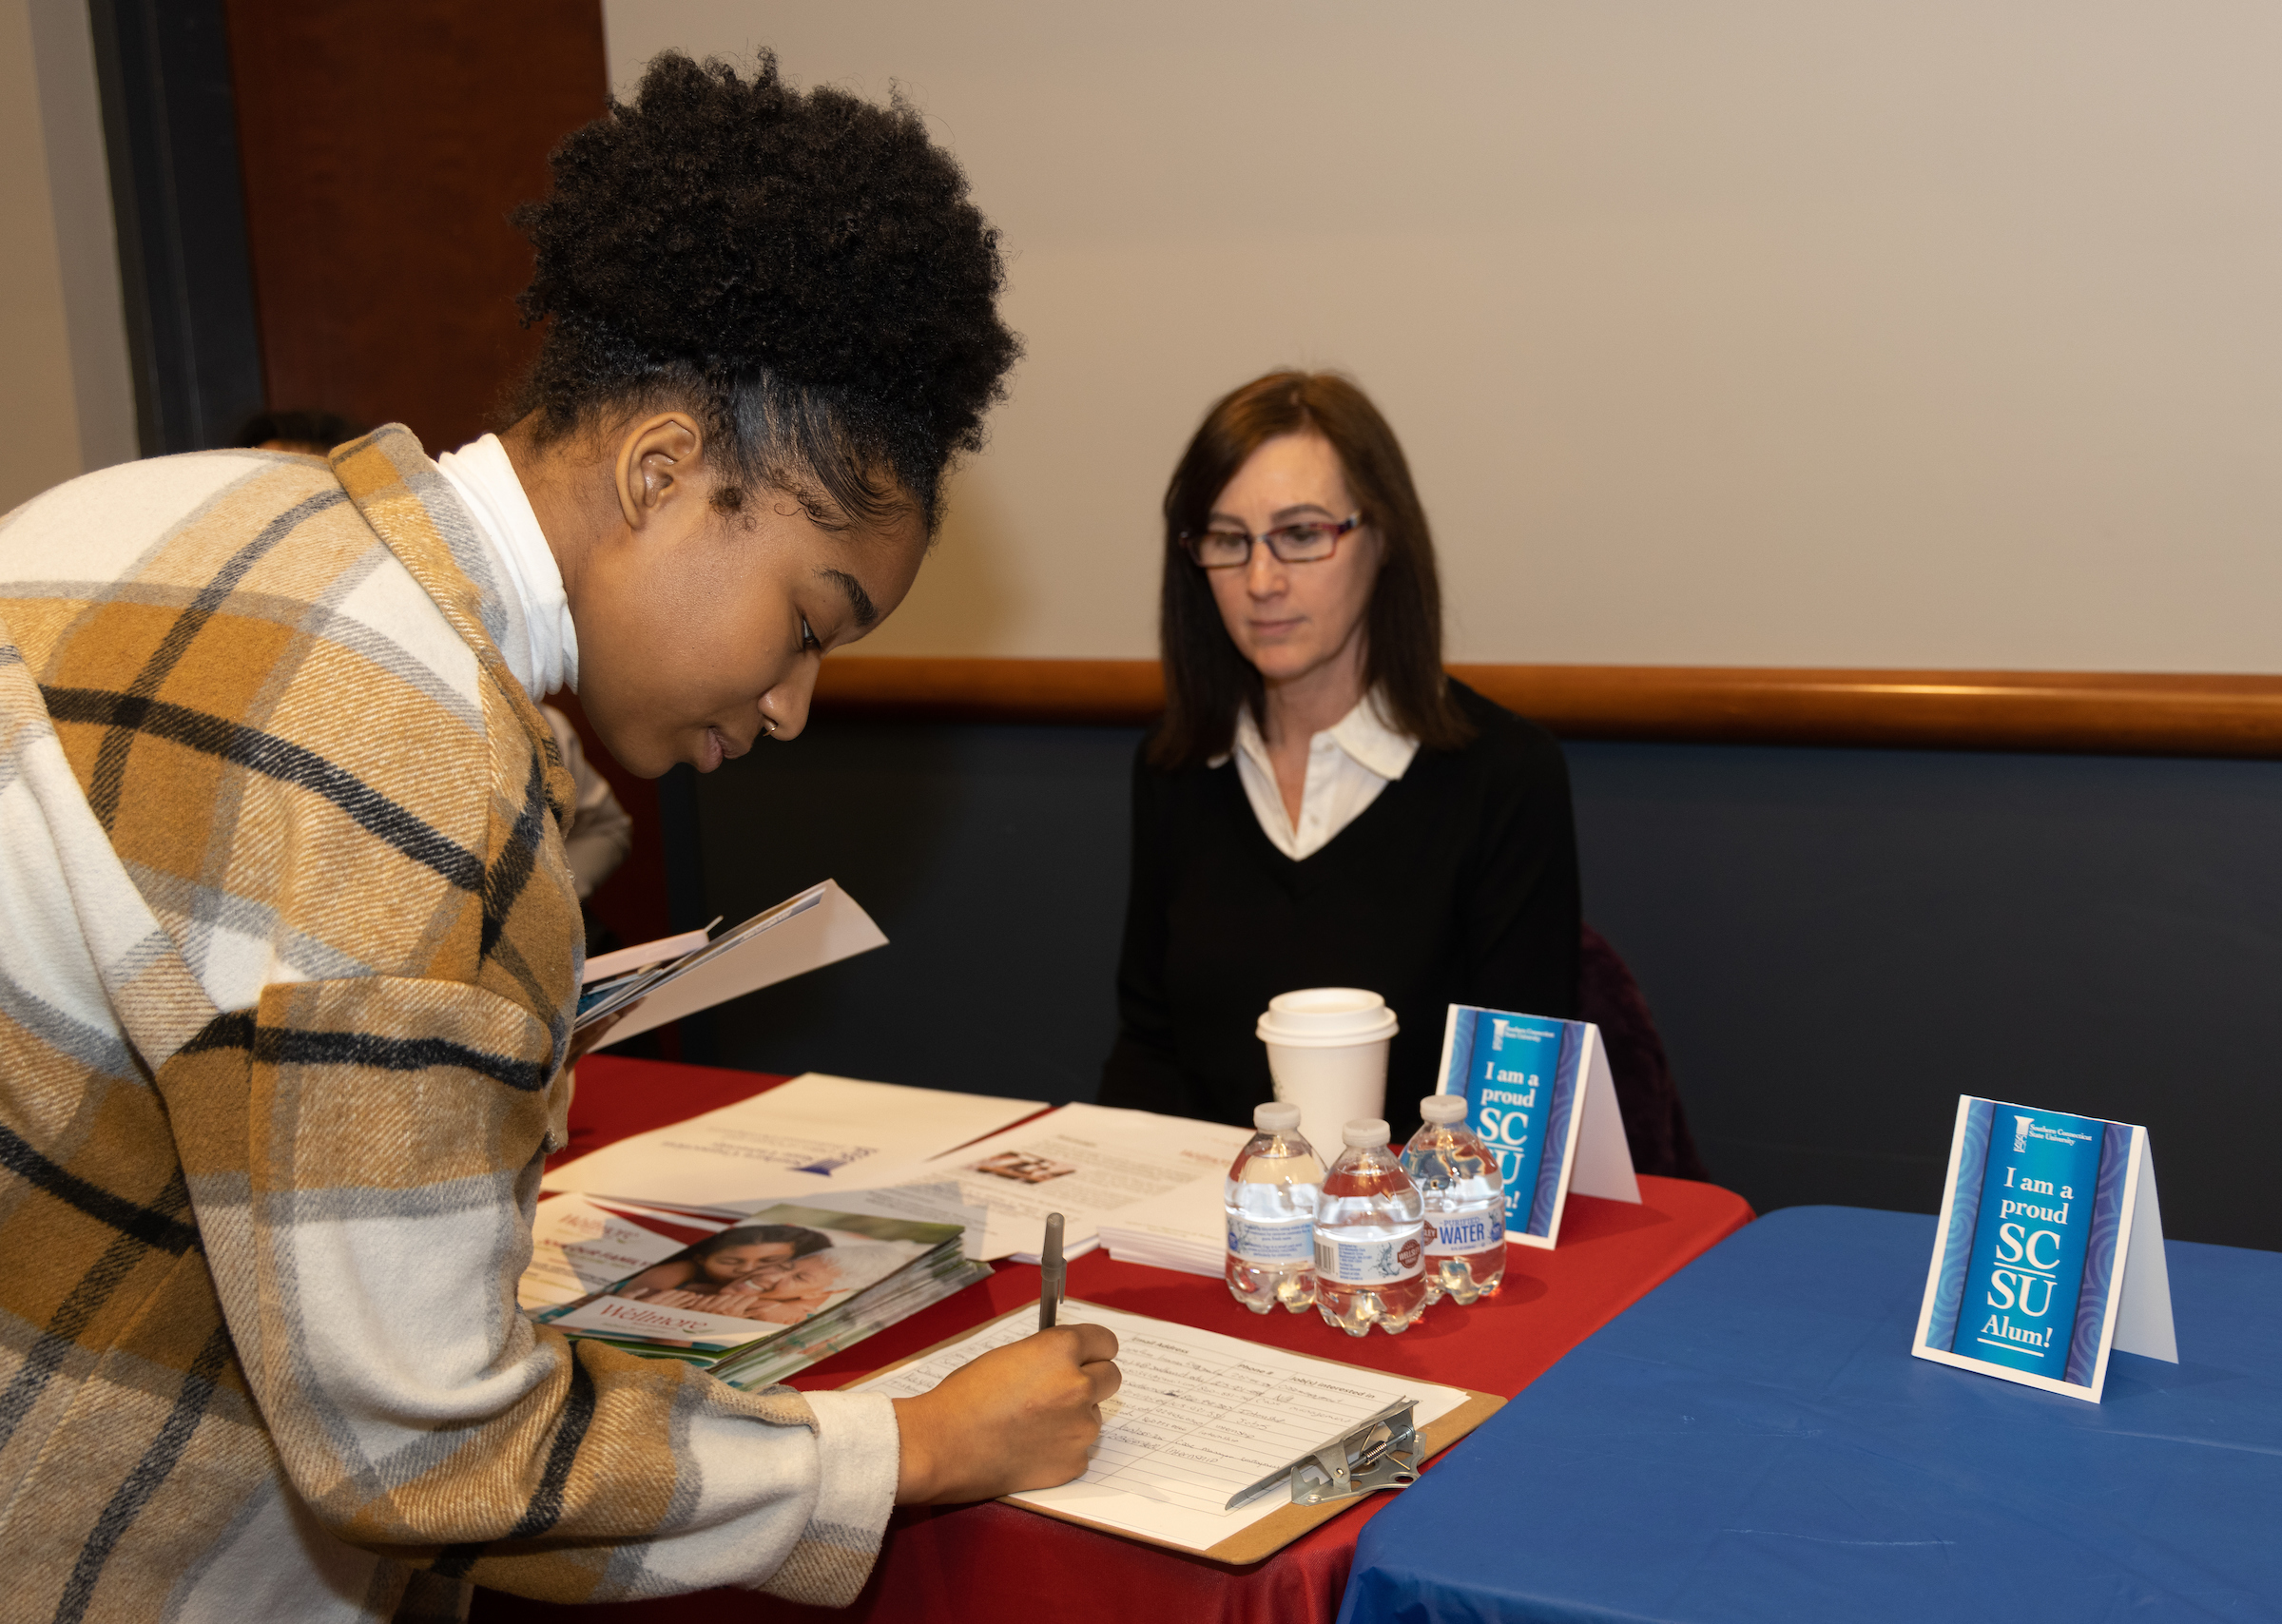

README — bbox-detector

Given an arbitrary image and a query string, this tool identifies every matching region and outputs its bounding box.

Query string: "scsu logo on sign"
[1987,1224,2063,1317]
[1477,1105,1533,1146]
[1397,1237,1422,1270]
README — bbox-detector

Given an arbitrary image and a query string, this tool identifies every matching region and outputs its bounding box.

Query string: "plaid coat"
[0,431,898,1623]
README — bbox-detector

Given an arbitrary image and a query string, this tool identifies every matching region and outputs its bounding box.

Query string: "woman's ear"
[611,412,707,530]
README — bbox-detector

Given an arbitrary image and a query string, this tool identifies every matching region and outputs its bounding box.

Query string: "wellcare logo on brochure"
[1911,1095,2177,1402]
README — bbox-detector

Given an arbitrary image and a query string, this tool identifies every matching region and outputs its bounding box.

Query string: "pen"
[1039,1211,1066,1332]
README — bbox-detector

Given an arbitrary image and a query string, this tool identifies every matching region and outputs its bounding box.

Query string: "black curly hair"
[512,50,1019,532]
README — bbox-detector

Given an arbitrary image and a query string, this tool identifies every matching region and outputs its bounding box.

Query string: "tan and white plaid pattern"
[0,431,899,1623]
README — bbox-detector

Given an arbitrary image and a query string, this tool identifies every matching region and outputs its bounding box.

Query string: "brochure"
[532,1197,991,1388]
[577,880,887,1048]
[518,1195,729,1311]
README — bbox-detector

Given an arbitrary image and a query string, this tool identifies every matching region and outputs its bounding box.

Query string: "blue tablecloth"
[1340,1206,2282,1623]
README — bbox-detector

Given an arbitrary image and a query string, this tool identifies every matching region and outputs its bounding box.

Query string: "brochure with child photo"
[532,1200,988,1386]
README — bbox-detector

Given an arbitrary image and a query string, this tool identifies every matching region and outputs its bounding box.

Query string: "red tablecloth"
[474,1056,1752,1624]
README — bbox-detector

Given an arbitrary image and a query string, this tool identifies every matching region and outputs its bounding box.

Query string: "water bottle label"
[1226,1215,1313,1264]
[1314,1229,1424,1286]
[1424,1208,1506,1255]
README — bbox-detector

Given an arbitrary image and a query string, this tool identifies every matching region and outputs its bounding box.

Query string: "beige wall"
[606,1,2282,671]
[0,0,134,517]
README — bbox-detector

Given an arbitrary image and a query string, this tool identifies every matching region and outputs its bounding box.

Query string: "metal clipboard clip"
[1223,1396,1421,1512]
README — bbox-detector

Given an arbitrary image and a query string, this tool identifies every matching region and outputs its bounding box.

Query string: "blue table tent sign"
[1912,1095,2177,1402]
[1432,1005,1638,1248]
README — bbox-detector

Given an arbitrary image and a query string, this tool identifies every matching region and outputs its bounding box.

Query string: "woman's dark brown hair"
[1150,370,1473,768]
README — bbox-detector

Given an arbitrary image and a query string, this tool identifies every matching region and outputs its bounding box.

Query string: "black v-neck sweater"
[1099,680,1581,1145]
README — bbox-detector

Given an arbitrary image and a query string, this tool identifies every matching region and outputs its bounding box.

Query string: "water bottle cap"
[1253,1101,1300,1132]
[1342,1117,1390,1149]
[1420,1094,1469,1125]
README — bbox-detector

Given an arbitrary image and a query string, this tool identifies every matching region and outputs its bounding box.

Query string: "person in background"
[0,50,1116,1622]
[238,407,369,454]
[1100,371,1582,1148]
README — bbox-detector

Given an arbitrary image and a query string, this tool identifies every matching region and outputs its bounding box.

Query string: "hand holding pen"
[892,1209,1118,1504]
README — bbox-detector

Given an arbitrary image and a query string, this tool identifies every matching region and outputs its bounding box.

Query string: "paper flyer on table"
[852,1301,1470,1553]
[1911,1095,2177,1402]
[1435,1004,1638,1248]
[912,1104,1253,1261]
[541,1073,1047,1208]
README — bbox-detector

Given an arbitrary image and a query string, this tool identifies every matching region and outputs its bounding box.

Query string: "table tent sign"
[1433,1006,1639,1248]
[1912,1096,2177,1402]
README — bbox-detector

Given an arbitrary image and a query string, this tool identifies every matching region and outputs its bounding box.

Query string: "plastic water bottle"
[1314,1118,1429,1337]
[1402,1094,1507,1305]
[1225,1101,1323,1313]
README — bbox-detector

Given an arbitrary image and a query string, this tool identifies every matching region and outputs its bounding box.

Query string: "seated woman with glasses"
[1099,370,1581,1145]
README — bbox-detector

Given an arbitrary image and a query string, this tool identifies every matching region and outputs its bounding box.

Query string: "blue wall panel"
[689,722,1141,1107]
[1566,743,2282,1248]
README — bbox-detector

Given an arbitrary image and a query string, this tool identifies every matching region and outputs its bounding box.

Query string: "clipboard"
[842,1299,1506,1565]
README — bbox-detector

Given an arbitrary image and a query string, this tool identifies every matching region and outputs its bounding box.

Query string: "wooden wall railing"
[811,658,2282,758]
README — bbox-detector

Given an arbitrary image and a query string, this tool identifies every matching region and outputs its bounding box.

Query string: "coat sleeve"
[145,669,898,1606]
[157,970,901,1608]
[1099,742,1194,1114]
[1454,718,1582,1022]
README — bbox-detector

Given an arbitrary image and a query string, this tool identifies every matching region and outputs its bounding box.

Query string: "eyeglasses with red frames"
[1179,513,1361,570]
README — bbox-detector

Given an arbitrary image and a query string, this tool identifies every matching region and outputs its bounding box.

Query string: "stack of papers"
[529,1187,990,1388]
[519,1194,731,1311]
[902,1102,1252,1261]
[1097,1175,1232,1280]
[542,1073,1048,1209]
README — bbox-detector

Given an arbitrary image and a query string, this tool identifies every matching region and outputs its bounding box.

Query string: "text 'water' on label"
[1423,1209,1504,1255]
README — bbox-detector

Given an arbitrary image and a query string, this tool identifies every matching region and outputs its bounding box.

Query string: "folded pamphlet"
[577,880,887,1048]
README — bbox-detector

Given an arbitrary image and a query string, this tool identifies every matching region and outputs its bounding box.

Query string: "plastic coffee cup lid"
[1342,1117,1391,1149]
[1253,1101,1301,1132]
[1420,1094,1469,1125]
[1258,988,1394,1041]
[1255,986,1399,1049]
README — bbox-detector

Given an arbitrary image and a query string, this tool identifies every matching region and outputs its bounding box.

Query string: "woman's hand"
[890,1324,1121,1504]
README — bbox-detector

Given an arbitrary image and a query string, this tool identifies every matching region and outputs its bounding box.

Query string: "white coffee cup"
[1256,988,1399,1153]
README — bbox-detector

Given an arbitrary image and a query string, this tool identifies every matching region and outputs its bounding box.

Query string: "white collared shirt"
[435,433,579,701]
[1212,688,1421,860]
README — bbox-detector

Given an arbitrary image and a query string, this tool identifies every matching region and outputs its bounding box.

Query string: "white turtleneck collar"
[435,433,578,701]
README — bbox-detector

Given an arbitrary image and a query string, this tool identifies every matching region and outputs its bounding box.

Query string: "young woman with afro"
[0,51,1116,1621]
